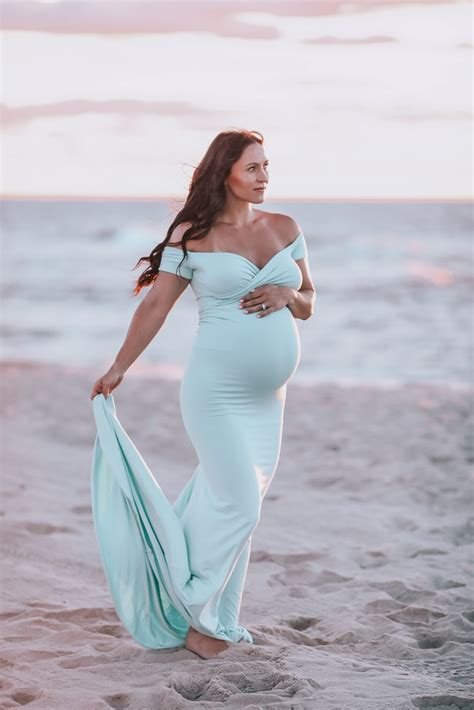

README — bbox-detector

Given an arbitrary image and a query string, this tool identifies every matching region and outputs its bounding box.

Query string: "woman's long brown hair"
[132,128,264,295]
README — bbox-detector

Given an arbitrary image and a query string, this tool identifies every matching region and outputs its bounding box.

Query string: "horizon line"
[1,193,472,204]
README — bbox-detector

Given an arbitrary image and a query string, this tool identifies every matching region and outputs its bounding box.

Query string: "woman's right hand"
[90,364,125,400]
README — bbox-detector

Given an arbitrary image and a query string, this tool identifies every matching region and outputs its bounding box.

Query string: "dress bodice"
[158,231,308,307]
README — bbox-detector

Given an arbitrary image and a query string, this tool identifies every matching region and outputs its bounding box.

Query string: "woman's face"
[225,142,269,203]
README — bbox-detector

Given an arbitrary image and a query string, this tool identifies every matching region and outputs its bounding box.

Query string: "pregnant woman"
[90,128,316,660]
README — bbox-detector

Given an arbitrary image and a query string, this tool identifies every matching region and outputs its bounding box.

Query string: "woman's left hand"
[239,285,294,318]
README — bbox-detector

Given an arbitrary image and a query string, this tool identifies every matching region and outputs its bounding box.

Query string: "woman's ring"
[261,303,266,310]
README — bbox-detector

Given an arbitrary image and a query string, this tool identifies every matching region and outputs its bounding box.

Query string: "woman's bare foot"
[185,626,230,659]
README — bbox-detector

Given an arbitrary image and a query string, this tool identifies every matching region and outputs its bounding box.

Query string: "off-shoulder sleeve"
[291,231,308,260]
[159,246,194,280]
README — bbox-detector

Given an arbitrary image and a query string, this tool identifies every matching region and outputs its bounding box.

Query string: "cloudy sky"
[1,0,472,198]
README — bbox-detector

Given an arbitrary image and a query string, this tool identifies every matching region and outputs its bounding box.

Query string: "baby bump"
[189,306,301,392]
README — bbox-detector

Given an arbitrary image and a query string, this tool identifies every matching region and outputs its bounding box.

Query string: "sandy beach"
[1,362,472,708]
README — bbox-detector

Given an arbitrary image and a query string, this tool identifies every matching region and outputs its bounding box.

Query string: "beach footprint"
[23,522,76,535]
[57,652,118,670]
[102,692,131,709]
[250,550,323,565]
[5,688,42,706]
[412,693,474,708]
[356,550,389,569]
[387,606,446,626]
[169,662,322,704]
[70,505,92,516]
[372,580,436,604]
[252,616,328,648]
[271,565,352,589]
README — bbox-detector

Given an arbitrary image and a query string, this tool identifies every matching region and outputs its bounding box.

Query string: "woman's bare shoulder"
[270,212,302,238]
[166,221,194,249]
[165,222,214,254]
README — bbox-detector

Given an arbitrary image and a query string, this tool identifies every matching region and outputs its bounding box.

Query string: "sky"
[1,0,472,199]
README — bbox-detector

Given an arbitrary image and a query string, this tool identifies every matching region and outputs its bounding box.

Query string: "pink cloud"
[1,99,228,128]
[387,109,473,121]
[306,35,397,45]
[1,1,279,39]
[3,99,470,130]
[1,0,457,37]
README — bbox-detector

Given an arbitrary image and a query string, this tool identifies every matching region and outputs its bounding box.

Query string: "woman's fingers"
[90,378,106,400]
[256,306,275,318]
[90,373,123,400]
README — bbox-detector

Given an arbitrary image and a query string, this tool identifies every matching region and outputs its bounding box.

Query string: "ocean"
[1,198,472,388]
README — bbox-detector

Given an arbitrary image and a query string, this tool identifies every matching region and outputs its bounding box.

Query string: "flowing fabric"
[91,231,308,649]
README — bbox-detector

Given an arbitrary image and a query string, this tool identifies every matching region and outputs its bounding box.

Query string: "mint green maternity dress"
[91,231,308,649]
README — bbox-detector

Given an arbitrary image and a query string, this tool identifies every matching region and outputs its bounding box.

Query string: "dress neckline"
[163,231,302,272]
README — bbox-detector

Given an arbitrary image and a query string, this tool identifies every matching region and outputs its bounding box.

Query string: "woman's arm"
[286,286,316,320]
[286,254,316,320]
[113,269,189,373]
[90,227,191,399]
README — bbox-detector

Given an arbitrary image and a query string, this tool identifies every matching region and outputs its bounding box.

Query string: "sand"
[1,362,473,709]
